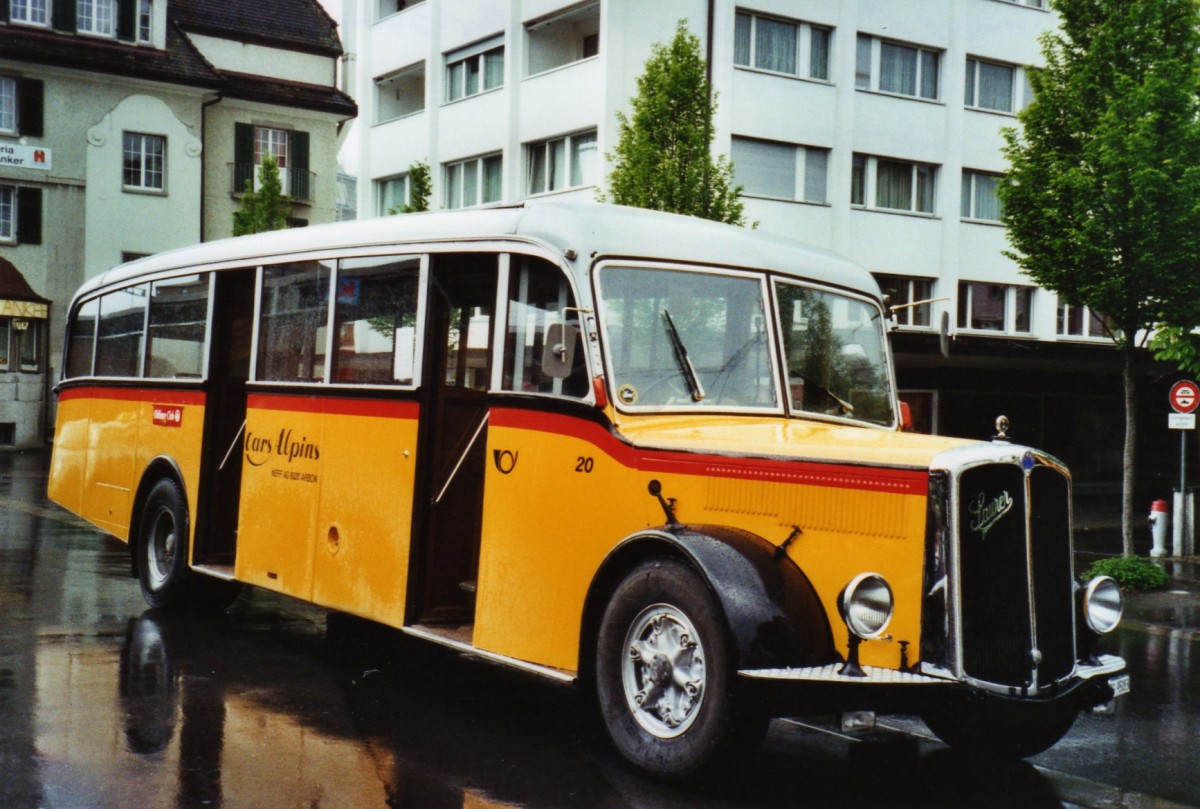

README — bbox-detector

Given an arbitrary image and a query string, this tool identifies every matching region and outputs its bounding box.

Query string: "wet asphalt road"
[2,450,1199,808]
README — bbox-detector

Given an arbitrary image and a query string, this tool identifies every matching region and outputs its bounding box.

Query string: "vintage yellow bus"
[49,203,1127,777]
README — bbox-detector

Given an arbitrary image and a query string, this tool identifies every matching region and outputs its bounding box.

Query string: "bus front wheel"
[595,558,762,779]
[138,479,192,610]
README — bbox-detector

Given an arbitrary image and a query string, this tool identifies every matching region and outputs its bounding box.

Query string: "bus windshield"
[774,279,894,426]
[598,265,779,410]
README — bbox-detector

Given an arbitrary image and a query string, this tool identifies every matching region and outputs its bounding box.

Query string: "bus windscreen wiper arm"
[662,309,706,402]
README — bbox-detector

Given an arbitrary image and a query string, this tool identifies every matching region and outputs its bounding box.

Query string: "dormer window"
[11,0,50,27]
[78,0,117,37]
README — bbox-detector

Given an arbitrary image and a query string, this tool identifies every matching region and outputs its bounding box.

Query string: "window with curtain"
[527,130,597,195]
[731,137,828,203]
[378,175,410,215]
[445,154,503,208]
[857,35,940,100]
[734,11,831,81]
[122,132,165,191]
[446,38,504,102]
[852,154,937,214]
[0,186,14,241]
[958,282,1033,333]
[876,275,934,327]
[961,171,1004,221]
[965,58,1015,112]
[78,0,116,36]
[0,79,14,134]
[1057,302,1114,339]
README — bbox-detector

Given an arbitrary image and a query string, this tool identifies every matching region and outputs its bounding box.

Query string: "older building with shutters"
[0,0,357,447]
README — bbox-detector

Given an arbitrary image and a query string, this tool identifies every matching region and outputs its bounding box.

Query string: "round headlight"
[1083,575,1123,634]
[840,573,894,639]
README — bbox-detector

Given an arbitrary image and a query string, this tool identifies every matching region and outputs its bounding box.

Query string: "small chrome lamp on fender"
[837,573,894,677]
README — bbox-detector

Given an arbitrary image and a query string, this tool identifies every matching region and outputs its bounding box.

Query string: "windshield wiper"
[662,309,706,402]
[792,371,854,416]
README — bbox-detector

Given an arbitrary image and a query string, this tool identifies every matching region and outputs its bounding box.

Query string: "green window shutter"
[233,123,255,193]
[52,0,75,32]
[290,130,310,201]
[17,80,43,138]
[16,188,42,246]
[0,0,10,23]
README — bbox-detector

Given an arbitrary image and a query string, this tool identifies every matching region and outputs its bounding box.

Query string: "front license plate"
[1109,673,1131,698]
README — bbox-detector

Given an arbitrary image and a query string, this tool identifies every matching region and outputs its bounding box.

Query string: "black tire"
[922,694,1080,759]
[137,479,193,610]
[595,558,765,779]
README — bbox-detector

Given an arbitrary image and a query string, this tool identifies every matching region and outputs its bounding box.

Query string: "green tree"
[233,154,291,236]
[389,160,432,214]
[1000,0,1200,554]
[603,20,746,226]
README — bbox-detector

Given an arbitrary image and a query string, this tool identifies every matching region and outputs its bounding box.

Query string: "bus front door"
[410,256,497,629]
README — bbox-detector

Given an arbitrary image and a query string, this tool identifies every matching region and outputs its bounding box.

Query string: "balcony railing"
[229,163,316,203]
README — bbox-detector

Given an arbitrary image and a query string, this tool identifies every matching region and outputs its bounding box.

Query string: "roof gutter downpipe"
[200,92,223,242]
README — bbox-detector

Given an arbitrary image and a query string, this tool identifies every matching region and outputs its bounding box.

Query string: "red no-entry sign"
[1170,380,1199,414]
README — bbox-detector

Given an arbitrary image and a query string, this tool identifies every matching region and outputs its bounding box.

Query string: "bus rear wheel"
[138,479,192,610]
[595,558,763,779]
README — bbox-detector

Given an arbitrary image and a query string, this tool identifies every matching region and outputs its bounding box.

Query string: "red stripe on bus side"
[490,407,928,496]
[246,393,419,420]
[57,386,207,406]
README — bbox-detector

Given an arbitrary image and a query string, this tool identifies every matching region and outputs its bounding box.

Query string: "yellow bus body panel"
[235,394,417,627]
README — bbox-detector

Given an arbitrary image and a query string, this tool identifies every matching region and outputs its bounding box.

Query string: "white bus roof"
[77,202,879,301]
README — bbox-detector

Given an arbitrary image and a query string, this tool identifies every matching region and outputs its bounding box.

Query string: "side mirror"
[541,322,579,379]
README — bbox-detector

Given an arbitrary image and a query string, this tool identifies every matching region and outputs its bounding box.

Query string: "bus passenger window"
[332,256,420,385]
[65,298,99,378]
[257,261,333,383]
[95,285,148,378]
[146,274,209,379]
[501,257,587,397]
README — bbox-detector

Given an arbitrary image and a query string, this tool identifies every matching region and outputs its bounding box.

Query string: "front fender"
[589,524,835,673]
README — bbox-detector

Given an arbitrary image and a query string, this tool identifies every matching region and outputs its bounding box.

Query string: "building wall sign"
[0,144,52,170]
[0,300,49,319]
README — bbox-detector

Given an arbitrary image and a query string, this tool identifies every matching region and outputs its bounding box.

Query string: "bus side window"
[501,256,587,398]
[146,274,209,379]
[95,285,148,378]
[257,261,333,383]
[65,298,99,379]
[332,256,420,385]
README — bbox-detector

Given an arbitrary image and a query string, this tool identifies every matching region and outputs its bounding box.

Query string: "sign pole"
[1168,380,1199,556]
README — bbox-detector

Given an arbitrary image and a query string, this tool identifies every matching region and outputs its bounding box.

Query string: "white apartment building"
[345,0,1138,499]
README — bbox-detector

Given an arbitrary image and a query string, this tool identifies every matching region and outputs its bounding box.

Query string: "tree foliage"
[1000,0,1200,553]
[604,20,746,226]
[389,160,432,214]
[233,154,291,236]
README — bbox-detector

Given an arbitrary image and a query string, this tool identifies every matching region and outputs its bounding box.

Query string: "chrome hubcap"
[621,604,706,738]
[146,510,176,591]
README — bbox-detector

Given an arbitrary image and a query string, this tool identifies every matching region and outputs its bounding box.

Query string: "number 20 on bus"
[50,203,1128,778]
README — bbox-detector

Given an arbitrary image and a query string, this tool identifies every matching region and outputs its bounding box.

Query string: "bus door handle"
[434,411,489,505]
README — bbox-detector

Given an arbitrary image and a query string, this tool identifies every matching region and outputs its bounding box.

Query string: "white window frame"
[957,282,1033,334]
[876,275,935,328]
[0,186,14,242]
[77,0,117,37]
[525,130,598,196]
[965,57,1027,114]
[731,136,829,204]
[0,78,15,135]
[378,174,410,215]
[1057,301,1112,340]
[961,170,1004,222]
[733,10,832,82]
[376,0,424,22]
[123,132,165,192]
[138,0,152,43]
[11,0,49,26]
[852,154,938,215]
[444,153,503,209]
[856,34,941,101]
[445,36,505,103]
[997,0,1046,8]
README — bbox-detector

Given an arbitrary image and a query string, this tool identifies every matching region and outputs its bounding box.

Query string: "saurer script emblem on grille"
[969,490,1014,539]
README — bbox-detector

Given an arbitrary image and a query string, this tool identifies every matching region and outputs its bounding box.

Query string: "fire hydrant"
[1150,499,1169,558]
